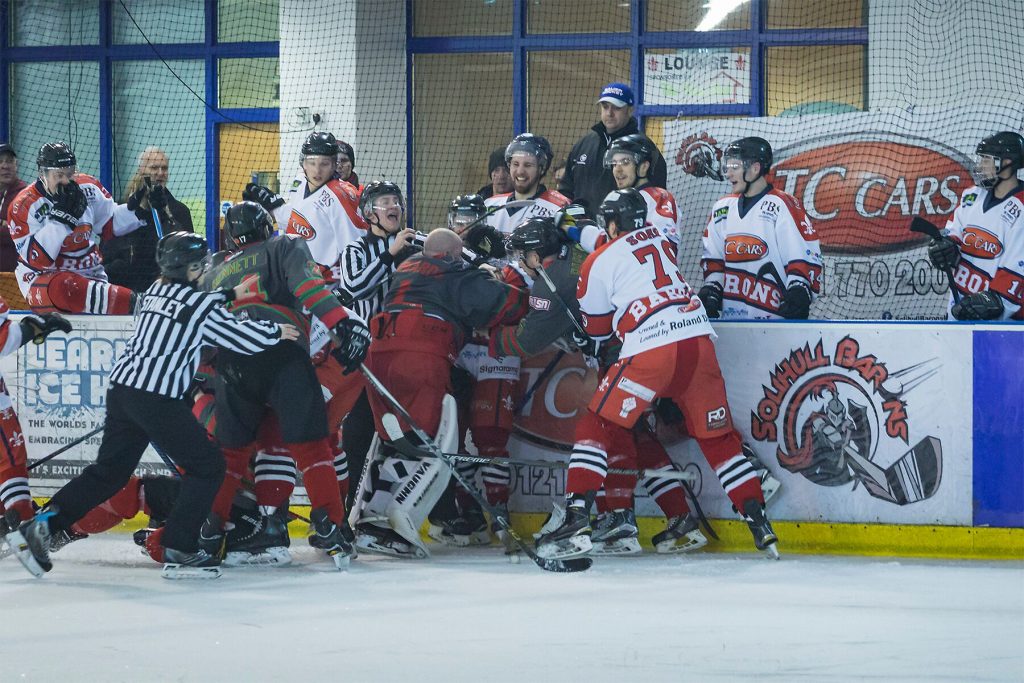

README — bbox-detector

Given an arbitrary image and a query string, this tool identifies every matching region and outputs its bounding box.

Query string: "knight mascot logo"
[751,336,943,505]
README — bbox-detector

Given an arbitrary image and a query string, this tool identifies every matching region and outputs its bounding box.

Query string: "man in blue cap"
[557,82,667,216]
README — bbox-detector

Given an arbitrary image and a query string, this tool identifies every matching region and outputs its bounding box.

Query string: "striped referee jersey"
[109,280,282,398]
[340,230,404,321]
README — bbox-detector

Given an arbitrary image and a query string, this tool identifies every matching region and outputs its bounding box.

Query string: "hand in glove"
[19,313,72,346]
[951,290,1004,321]
[242,182,285,212]
[556,204,588,232]
[698,282,723,318]
[126,183,149,213]
[50,181,88,228]
[777,282,812,319]
[927,236,961,271]
[148,183,169,212]
[331,317,372,374]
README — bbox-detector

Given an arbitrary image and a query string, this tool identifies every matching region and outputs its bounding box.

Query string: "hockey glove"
[50,181,88,228]
[698,282,723,318]
[951,290,1004,321]
[464,225,505,262]
[19,313,72,346]
[777,282,812,319]
[927,236,961,272]
[126,184,149,213]
[331,317,372,374]
[242,183,285,213]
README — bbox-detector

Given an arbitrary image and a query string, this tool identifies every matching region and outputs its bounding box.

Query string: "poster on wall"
[643,48,751,105]
[664,106,1023,320]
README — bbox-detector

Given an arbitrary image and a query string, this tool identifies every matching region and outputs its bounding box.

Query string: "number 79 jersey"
[576,225,714,360]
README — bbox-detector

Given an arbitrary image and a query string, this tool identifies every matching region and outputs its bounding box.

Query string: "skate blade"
[161,564,223,580]
[328,550,352,570]
[0,538,13,562]
[761,541,781,560]
[6,529,50,578]
[223,547,292,567]
[655,533,708,555]
[536,534,592,560]
[355,534,427,559]
[427,525,490,548]
[591,537,642,556]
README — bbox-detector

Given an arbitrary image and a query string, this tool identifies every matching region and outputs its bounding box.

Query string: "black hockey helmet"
[336,140,355,165]
[223,201,274,248]
[597,188,647,233]
[505,216,567,262]
[37,141,76,170]
[505,133,553,175]
[447,194,487,230]
[156,232,209,281]
[301,131,340,158]
[975,131,1024,186]
[359,180,405,219]
[603,133,654,171]
[724,136,773,174]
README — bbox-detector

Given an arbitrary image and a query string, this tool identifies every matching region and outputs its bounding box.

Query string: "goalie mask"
[973,131,1024,188]
[224,201,274,249]
[597,188,647,235]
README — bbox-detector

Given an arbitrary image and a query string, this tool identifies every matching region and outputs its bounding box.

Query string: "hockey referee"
[7,232,298,580]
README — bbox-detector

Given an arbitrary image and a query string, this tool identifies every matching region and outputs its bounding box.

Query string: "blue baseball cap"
[598,82,634,108]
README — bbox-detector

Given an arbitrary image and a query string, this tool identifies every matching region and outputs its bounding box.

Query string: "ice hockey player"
[485,133,570,237]
[536,188,779,561]
[202,201,372,570]
[698,137,823,320]
[356,228,528,558]
[7,142,147,314]
[927,130,1024,320]
[244,131,366,280]
[448,193,505,264]
[6,232,295,579]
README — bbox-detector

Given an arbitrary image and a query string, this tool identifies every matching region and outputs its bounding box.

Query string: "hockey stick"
[460,199,537,234]
[27,425,104,471]
[910,216,961,304]
[515,349,565,413]
[359,363,591,573]
[534,264,588,339]
[143,177,163,238]
[755,260,786,292]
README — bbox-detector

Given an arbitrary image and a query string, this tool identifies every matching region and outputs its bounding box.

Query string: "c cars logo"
[769,135,973,253]
[287,212,316,240]
[959,226,1002,259]
[724,234,768,262]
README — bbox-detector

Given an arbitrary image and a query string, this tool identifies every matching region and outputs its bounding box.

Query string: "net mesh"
[6,1,1024,320]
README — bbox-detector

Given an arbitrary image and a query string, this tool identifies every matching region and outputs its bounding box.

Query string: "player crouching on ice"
[535,188,780,561]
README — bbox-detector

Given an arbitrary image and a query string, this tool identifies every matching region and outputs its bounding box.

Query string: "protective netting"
[4,0,1024,321]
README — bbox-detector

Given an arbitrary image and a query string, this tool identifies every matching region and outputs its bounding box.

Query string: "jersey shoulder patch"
[540,189,570,207]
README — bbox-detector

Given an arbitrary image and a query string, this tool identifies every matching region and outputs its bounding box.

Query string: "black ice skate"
[743,443,782,504]
[224,509,292,567]
[742,499,779,559]
[6,508,55,578]
[652,513,708,554]
[162,547,223,580]
[590,509,641,556]
[308,508,355,569]
[428,506,489,548]
[354,521,425,559]
[197,514,226,559]
[535,498,593,560]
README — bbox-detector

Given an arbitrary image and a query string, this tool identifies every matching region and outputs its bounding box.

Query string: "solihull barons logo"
[751,336,943,506]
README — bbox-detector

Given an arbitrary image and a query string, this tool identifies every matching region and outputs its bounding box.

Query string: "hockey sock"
[289,439,345,525]
[594,489,608,514]
[332,445,350,503]
[703,432,764,510]
[641,467,689,518]
[481,461,511,505]
[71,476,144,534]
[565,412,617,495]
[211,445,256,523]
[603,451,638,510]
[253,447,296,514]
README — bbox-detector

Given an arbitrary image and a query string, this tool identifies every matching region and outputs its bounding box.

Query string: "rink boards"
[4,316,1021,559]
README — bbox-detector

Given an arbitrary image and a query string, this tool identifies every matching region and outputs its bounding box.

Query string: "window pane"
[112,61,206,224]
[766,45,866,116]
[767,0,865,28]
[10,0,99,46]
[219,58,280,108]
[644,48,751,105]
[112,0,204,45]
[413,0,511,37]
[10,62,101,182]
[219,0,279,42]
[528,0,629,34]
[647,0,750,31]
[413,53,512,228]
[528,50,630,176]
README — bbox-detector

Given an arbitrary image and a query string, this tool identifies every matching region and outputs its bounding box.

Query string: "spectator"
[125,147,193,231]
[558,82,667,216]
[335,140,360,188]
[478,147,513,199]
[0,144,28,272]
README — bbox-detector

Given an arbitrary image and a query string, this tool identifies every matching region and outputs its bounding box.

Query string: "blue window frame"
[0,0,278,248]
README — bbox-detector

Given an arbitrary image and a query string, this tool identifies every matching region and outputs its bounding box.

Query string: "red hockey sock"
[289,439,345,525]
[72,477,143,534]
[702,432,764,510]
[211,445,255,522]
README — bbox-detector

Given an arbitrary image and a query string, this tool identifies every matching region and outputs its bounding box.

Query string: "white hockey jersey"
[276,172,366,281]
[8,174,144,295]
[577,225,713,359]
[484,186,569,237]
[576,184,682,253]
[942,184,1024,320]
[701,187,822,320]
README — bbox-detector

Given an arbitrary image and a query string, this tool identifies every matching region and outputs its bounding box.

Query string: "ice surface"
[1,537,1021,682]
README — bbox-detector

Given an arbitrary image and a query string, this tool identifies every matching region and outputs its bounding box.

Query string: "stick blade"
[535,556,593,573]
[909,216,940,238]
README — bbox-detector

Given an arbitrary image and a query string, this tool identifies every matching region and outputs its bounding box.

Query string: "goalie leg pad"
[386,456,451,558]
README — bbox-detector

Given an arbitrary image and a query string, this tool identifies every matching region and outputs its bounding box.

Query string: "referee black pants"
[49,384,226,554]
